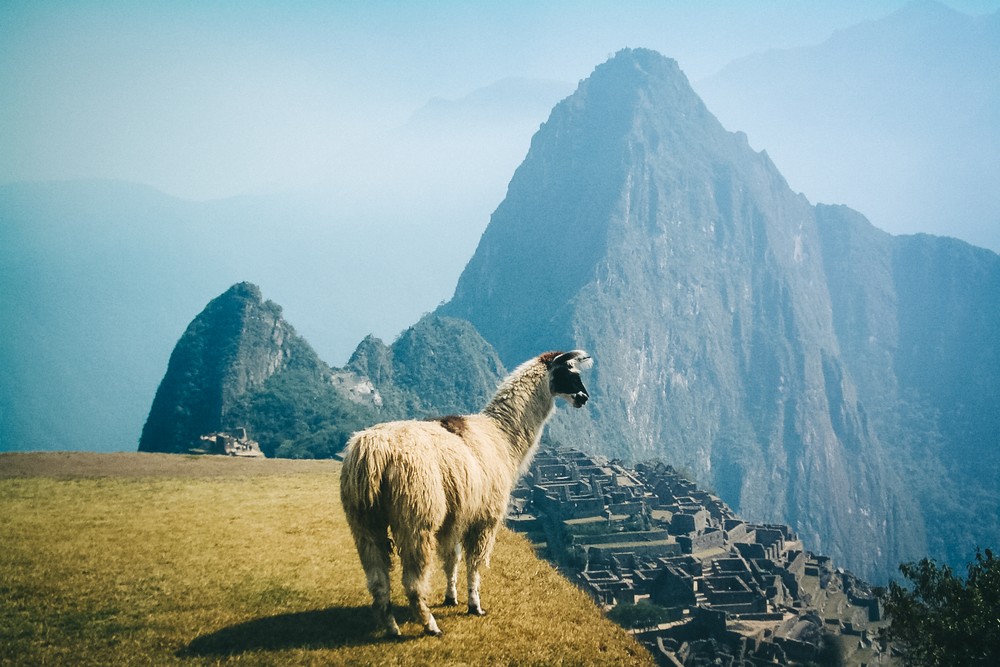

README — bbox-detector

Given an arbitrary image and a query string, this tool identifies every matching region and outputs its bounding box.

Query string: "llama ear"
[570,353,593,372]
[552,350,592,371]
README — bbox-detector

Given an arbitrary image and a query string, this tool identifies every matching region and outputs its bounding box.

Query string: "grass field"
[0,452,653,666]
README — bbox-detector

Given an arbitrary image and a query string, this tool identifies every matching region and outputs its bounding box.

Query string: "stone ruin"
[198,427,264,458]
[507,446,899,666]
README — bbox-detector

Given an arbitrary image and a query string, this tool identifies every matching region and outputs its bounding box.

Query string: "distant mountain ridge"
[406,77,573,130]
[696,0,1000,252]
[7,1,997,454]
[0,176,492,453]
[440,48,1000,582]
[134,48,1000,582]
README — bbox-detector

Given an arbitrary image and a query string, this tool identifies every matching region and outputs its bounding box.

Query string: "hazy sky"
[4,1,999,202]
[3,1,999,453]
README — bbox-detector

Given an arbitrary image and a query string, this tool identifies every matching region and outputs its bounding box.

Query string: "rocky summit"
[138,282,353,456]
[440,48,1000,582]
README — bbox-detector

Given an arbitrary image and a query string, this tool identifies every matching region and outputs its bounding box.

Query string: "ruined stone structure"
[198,428,264,458]
[507,447,898,666]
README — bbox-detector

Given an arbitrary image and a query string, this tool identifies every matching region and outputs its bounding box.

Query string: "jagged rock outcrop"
[138,282,342,454]
[440,48,1000,581]
[135,49,999,580]
[347,314,506,418]
[140,286,505,459]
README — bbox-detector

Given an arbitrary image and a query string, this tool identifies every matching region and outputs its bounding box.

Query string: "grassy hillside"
[0,452,651,666]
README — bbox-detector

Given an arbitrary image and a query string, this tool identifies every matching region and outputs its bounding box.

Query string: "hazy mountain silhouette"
[696,0,1000,252]
[4,39,998,584]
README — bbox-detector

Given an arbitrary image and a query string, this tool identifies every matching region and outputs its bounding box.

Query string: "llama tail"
[339,430,399,635]
[339,430,392,517]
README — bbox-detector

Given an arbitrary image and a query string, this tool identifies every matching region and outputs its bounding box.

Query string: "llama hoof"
[381,611,401,639]
[468,605,487,616]
[443,595,459,607]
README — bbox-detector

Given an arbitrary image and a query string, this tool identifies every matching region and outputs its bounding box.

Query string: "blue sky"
[4,1,998,201]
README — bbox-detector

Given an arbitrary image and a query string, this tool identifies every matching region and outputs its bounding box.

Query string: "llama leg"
[467,567,485,617]
[399,529,442,636]
[439,532,462,606]
[463,522,499,616]
[349,520,400,637]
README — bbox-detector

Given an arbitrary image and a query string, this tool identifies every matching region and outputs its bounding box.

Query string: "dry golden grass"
[0,452,653,666]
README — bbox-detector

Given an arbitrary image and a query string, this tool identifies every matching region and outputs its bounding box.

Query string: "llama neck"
[482,364,554,466]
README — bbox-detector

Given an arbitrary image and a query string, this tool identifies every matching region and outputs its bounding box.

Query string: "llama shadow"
[180,605,420,657]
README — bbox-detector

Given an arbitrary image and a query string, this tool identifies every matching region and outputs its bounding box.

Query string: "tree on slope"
[882,548,1000,666]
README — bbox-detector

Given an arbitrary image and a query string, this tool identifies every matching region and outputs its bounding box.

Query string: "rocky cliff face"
[440,48,1000,581]
[138,282,334,454]
[816,208,1000,567]
[140,284,505,458]
[137,49,999,580]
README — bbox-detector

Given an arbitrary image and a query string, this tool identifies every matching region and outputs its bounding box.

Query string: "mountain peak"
[138,282,320,454]
[596,47,684,77]
[442,48,779,364]
[219,280,264,304]
[439,48,941,581]
[552,48,718,142]
[140,285,508,458]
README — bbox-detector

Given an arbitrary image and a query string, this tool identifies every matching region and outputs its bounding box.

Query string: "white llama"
[339,349,593,637]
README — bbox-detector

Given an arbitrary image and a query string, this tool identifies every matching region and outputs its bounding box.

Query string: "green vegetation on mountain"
[366,314,506,418]
[133,48,999,585]
[226,362,376,459]
[139,282,338,455]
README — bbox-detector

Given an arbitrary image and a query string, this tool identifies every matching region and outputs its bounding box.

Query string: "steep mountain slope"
[441,48,1000,582]
[816,208,1000,564]
[139,283,505,457]
[138,282,373,457]
[696,0,1000,252]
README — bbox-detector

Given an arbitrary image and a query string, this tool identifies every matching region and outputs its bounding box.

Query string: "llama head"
[542,350,593,408]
